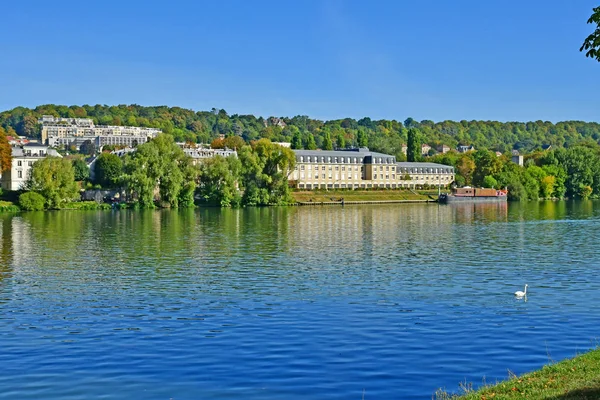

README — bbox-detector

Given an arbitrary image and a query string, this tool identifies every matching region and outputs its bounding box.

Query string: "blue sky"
[1,0,599,122]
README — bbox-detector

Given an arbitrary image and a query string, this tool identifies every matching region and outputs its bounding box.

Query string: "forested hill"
[1,104,599,158]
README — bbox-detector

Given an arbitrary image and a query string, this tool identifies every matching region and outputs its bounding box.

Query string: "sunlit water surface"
[1,201,599,399]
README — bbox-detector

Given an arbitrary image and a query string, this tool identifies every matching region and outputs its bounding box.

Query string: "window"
[17,161,22,166]
[335,166,339,171]
[28,161,32,166]
[322,166,326,170]
[301,165,305,170]
[18,171,22,178]
[374,174,377,179]
[341,166,345,171]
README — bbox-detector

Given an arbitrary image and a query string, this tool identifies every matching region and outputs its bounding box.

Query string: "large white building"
[40,115,161,148]
[289,148,454,190]
[1,144,62,191]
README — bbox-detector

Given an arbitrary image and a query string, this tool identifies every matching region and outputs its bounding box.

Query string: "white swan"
[515,284,528,297]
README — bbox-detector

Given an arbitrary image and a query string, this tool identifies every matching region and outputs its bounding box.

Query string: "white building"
[1,144,62,191]
[40,115,161,147]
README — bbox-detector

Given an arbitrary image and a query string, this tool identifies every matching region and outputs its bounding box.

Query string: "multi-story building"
[289,148,454,190]
[1,144,62,191]
[39,115,161,147]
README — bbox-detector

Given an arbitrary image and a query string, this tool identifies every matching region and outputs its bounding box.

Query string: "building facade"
[40,115,161,146]
[1,144,62,191]
[289,148,454,189]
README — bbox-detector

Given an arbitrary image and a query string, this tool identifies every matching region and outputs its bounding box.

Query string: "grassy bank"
[436,348,600,400]
[291,189,435,203]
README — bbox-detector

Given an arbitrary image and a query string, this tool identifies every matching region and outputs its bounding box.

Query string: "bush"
[19,192,46,211]
[0,200,20,212]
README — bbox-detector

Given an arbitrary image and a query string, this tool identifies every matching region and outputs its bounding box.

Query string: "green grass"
[435,348,600,400]
[291,189,434,203]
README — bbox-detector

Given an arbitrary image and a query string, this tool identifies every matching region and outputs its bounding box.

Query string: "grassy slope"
[291,189,435,203]
[437,348,600,400]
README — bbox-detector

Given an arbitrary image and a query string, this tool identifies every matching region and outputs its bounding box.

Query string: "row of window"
[298,156,395,164]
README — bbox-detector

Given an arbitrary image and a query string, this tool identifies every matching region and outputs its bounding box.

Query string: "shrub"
[19,192,46,211]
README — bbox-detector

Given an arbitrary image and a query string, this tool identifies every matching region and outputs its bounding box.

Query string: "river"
[0,201,599,399]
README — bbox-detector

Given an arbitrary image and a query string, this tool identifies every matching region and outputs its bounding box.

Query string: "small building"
[438,144,451,154]
[421,144,432,156]
[512,155,524,166]
[495,151,503,157]
[401,144,408,155]
[457,145,475,153]
[1,144,62,191]
[541,144,552,151]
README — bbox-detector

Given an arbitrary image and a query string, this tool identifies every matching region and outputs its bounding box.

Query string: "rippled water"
[1,201,600,399]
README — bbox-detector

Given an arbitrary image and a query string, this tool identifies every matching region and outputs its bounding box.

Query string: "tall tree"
[0,127,12,173]
[24,157,79,209]
[581,6,600,61]
[304,133,317,150]
[406,128,421,162]
[322,132,333,150]
[291,131,303,149]
[94,153,123,187]
[72,158,90,181]
[336,133,346,149]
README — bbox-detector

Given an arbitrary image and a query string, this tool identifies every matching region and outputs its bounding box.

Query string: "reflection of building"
[290,148,454,189]
[1,144,62,191]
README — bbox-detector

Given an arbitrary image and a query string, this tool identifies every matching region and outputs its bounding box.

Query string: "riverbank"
[436,348,600,399]
[291,189,438,204]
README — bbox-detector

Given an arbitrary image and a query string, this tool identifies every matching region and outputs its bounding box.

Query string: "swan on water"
[515,284,528,297]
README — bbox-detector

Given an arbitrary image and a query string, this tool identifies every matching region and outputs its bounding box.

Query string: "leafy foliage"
[94,153,123,187]
[123,134,199,208]
[581,6,600,62]
[24,157,80,209]
[72,158,90,181]
[2,105,600,156]
[0,126,12,172]
[197,155,241,207]
[18,191,46,211]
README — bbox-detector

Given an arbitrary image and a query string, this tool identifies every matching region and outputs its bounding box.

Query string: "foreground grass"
[435,348,600,400]
[291,189,434,203]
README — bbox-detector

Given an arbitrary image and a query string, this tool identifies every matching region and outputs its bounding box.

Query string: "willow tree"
[123,134,198,208]
[239,139,296,205]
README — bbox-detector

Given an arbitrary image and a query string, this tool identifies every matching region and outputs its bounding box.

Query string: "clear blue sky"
[1,0,599,122]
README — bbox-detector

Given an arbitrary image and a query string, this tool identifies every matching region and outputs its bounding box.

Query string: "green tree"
[304,133,317,150]
[322,132,333,150]
[123,134,198,208]
[291,131,303,149]
[198,155,241,207]
[473,150,503,186]
[94,153,123,187]
[336,133,346,149]
[482,175,498,189]
[581,6,600,61]
[357,129,368,147]
[407,128,421,162]
[239,139,296,206]
[24,157,79,209]
[18,191,46,211]
[72,158,90,181]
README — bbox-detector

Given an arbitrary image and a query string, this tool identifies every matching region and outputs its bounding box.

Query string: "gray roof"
[397,162,453,168]
[294,148,395,161]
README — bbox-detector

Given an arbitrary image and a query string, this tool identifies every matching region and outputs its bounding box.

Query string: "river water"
[0,201,599,399]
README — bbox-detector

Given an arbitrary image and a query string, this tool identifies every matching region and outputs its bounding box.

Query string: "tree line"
[17,135,296,210]
[429,144,600,200]
[2,105,600,161]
